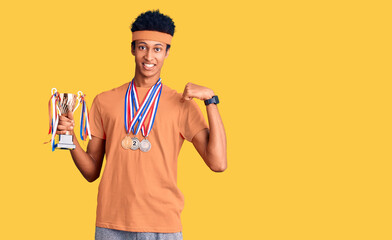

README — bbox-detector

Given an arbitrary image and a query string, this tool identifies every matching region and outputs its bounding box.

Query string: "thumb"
[181,92,193,101]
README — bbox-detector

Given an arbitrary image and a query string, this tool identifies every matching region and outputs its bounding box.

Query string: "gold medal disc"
[121,136,133,149]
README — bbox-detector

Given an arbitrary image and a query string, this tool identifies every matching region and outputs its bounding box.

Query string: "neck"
[133,72,161,88]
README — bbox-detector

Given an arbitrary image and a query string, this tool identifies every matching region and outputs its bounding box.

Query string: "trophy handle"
[73,91,83,113]
[51,88,62,116]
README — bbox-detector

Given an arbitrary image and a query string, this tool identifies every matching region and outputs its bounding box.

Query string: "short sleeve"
[179,99,209,142]
[89,95,106,139]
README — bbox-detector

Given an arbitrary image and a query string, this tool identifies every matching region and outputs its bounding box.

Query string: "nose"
[144,49,154,61]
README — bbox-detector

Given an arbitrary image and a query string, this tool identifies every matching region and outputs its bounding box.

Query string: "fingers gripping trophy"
[46,88,91,151]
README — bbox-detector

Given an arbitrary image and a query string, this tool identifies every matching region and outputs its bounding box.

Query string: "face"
[131,40,169,79]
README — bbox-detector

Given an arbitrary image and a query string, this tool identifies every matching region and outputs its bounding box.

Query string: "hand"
[56,111,75,135]
[181,82,215,101]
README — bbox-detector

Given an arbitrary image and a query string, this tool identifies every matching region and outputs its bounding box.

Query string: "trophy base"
[56,134,76,150]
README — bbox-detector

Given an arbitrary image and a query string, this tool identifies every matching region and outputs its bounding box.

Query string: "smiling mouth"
[143,63,156,69]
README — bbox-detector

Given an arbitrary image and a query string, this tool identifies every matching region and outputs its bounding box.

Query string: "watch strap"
[204,95,219,105]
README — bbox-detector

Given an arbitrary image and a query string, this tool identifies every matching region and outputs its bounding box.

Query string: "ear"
[131,46,135,56]
[164,46,170,59]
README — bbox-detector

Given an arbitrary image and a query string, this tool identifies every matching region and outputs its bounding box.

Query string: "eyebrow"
[139,42,164,47]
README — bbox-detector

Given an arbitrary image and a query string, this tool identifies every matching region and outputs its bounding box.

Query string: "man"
[57,10,227,240]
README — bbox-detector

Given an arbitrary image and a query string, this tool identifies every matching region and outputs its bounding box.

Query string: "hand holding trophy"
[46,88,91,151]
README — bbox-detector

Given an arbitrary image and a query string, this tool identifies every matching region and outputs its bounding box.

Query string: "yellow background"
[1,0,391,239]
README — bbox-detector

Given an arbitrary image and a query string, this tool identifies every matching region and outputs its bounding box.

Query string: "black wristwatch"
[204,95,219,105]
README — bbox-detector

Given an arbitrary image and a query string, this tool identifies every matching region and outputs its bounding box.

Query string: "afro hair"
[130,9,175,36]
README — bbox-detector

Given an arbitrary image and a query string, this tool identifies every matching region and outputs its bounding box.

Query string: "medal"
[140,139,151,152]
[122,136,140,150]
[123,78,162,152]
[121,135,133,149]
[130,137,140,150]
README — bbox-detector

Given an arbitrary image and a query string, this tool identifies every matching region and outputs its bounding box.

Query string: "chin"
[138,68,159,77]
[141,71,158,78]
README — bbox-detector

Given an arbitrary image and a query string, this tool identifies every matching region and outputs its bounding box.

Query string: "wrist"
[204,95,219,106]
[203,90,215,100]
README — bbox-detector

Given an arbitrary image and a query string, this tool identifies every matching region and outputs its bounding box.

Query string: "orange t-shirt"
[89,82,208,233]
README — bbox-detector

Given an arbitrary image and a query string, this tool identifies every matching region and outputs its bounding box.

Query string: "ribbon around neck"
[124,79,162,137]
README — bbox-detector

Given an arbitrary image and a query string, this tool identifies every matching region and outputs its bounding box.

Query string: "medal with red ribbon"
[122,78,162,152]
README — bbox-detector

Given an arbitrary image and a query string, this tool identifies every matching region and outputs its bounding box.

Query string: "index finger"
[59,115,74,122]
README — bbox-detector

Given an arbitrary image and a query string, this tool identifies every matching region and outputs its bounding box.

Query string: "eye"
[155,48,162,52]
[138,46,146,50]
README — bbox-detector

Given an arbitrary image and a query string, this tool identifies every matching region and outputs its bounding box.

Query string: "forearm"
[205,104,227,170]
[69,132,98,182]
[182,82,227,171]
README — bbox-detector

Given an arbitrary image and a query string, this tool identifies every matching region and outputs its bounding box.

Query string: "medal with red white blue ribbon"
[122,78,162,152]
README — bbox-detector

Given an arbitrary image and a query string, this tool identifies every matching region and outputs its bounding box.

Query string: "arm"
[57,113,105,182]
[182,83,227,172]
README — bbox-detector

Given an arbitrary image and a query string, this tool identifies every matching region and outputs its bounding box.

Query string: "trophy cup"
[48,88,89,150]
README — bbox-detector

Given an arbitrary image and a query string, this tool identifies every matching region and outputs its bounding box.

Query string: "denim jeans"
[95,226,183,240]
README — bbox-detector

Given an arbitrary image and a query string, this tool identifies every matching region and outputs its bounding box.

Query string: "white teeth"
[144,64,154,67]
